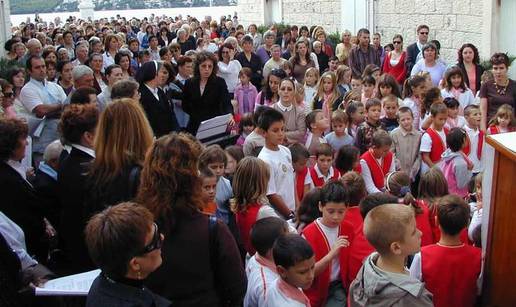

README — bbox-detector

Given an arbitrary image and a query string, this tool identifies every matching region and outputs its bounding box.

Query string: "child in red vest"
[306,144,341,188]
[463,105,483,175]
[290,143,310,202]
[266,234,315,307]
[385,171,433,247]
[487,103,516,135]
[410,195,481,307]
[233,156,280,255]
[302,181,354,307]
[360,130,395,194]
[420,102,448,174]
[440,128,473,198]
[199,167,217,215]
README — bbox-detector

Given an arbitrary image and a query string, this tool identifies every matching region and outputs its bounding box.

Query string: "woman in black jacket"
[182,51,234,135]
[456,43,484,96]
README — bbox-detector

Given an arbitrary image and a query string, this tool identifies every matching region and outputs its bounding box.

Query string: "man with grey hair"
[72,43,89,66]
[63,65,94,104]
[21,38,43,67]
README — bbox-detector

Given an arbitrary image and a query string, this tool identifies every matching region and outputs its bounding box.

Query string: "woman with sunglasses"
[85,202,170,307]
[382,34,407,85]
[0,79,17,119]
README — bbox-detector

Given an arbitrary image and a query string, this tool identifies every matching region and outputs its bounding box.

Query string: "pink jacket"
[234,83,258,115]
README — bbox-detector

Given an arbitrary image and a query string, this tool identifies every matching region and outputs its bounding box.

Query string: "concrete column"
[340,0,368,34]
[0,0,11,57]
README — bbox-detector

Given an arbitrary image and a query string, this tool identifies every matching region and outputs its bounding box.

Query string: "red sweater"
[421,244,481,307]
[302,220,354,307]
[235,203,261,255]
[382,51,407,84]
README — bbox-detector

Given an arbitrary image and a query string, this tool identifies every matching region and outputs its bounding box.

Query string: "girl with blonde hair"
[312,71,343,120]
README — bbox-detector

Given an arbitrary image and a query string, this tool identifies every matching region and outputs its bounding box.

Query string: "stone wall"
[375,0,485,63]
[281,0,341,32]
[237,0,265,27]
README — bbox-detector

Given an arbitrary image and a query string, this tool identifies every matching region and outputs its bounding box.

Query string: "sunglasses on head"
[137,223,162,255]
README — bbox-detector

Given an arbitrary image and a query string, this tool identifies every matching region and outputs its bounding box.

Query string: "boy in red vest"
[420,102,448,174]
[463,105,483,175]
[305,143,341,188]
[410,195,481,307]
[302,181,354,307]
[290,143,311,202]
[349,204,433,306]
[360,130,395,194]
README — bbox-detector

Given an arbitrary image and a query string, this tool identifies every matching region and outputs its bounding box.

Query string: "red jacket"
[296,167,309,201]
[382,51,407,84]
[235,203,261,255]
[360,150,394,190]
[463,130,484,160]
[309,166,340,187]
[302,220,354,307]
[421,244,481,307]
[425,127,449,163]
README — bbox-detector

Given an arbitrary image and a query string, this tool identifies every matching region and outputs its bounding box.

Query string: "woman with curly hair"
[138,133,246,306]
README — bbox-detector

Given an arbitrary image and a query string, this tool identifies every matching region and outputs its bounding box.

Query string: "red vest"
[360,150,393,190]
[309,166,340,187]
[425,127,449,163]
[414,200,435,247]
[296,167,309,201]
[302,220,354,307]
[463,130,484,160]
[489,125,499,135]
[235,203,261,255]
[421,244,481,307]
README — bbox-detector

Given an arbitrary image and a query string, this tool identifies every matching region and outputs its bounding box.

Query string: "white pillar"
[0,0,11,58]
[78,0,95,21]
[340,0,368,34]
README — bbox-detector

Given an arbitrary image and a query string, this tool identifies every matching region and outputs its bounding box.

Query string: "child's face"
[316,154,333,175]
[372,71,381,80]
[432,111,448,130]
[384,100,398,119]
[283,67,292,77]
[269,75,281,94]
[397,216,422,256]
[322,78,333,93]
[201,176,217,203]
[450,74,462,88]
[319,201,347,228]
[332,121,346,136]
[329,60,338,71]
[225,153,237,176]
[498,115,510,128]
[363,83,375,96]
[465,110,481,129]
[412,83,427,97]
[293,157,308,173]
[208,162,225,178]
[264,120,285,147]
[351,78,362,91]
[278,256,316,290]
[379,84,392,97]
[372,144,391,159]
[367,105,382,122]
[475,181,482,201]
[343,70,352,84]
[239,74,250,84]
[305,72,317,86]
[353,106,366,124]
[243,124,255,135]
[398,111,414,131]
[447,106,459,119]
[313,112,330,131]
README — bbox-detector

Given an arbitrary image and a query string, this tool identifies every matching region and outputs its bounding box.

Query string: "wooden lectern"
[482,132,516,306]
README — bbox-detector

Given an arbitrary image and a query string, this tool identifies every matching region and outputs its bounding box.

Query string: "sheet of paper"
[489,132,516,153]
[35,269,101,296]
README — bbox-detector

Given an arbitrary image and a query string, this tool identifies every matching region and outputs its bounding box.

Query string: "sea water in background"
[10,6,236,26]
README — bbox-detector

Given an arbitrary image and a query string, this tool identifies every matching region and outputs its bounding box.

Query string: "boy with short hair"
[199,145,233,223]
[324,110,354,153]
[380,94,399,132]
[302,181,354,307]
[243,106,268,157]
[350,74,363,92]
[245,217,289,307]
[305,143,340,188]
[463,105,484,174]
[327,56,339,72]
[258,108,296,219]
[289,143,311,202]
[265,234,315,307]
[305,109,330,157]
[355,98,385,154]
[410,195,481,307]
[349,204,433,306]
[420,102,449,174]
[390,107,422,182]
[199,167,217,215]
[360,130,395,194]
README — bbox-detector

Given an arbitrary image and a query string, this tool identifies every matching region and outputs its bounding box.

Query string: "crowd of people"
[1,11,516,307]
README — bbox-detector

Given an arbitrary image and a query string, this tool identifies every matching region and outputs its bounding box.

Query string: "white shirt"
[264,279,307,307]
[145,84,160,101]
[419,128,447,174]
[360,155,396,194]
[245,255,279,307]
[217,60,242,93]
[71,143,95,158]
[316,219,340,281]
[102,51,116,70]
[304,164,336,189]
[441,88,476,114]
[276,100,293,112]
[444,115,467,130]
[464,124,483,173]
[258,145,296,212]
[402,97,421,131]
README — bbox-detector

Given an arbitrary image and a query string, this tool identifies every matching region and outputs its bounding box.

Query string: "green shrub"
[0,58,23,80]
[480,55,516,71]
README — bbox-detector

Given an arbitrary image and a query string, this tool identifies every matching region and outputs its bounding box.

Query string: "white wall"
[0,0,11,57]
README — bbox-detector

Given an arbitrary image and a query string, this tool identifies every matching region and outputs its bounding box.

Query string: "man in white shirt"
[20,56,67,163]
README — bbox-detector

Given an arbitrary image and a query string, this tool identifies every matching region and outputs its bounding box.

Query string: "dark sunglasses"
[393,41,402,45]
[419,32,429,35]
[137,223,162,255]
[3,92,14,98]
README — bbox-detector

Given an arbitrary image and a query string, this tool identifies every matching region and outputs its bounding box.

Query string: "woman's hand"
[227,114,235,126]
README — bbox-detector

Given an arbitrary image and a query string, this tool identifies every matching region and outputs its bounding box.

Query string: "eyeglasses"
[393,41,402,45]
[137,223,162,255]
[3,92,14,98]
[419,32,429,35]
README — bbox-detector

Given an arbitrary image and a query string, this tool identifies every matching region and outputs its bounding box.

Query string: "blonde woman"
[312,71,343,120]
[336,30,353,65]
[84,98,154,215]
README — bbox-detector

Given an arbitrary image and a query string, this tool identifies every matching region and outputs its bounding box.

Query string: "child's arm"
[360,159,383,194]
[455,156,473,189]
[420,116,432,131]
[313,236,349,277]
[421,152,434,168]
[480,97,488,131]
[267,194,293,218]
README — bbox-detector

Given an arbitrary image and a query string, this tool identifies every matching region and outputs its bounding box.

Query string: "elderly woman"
[256,30,276,65]
[410,42,446,86]
[183,51,234,134]
[479,53,516,131]
[335,30,353,64]
[138,133,246,306]
[217,43,242,98]
[85,202,170,307]
[456,43,484,96]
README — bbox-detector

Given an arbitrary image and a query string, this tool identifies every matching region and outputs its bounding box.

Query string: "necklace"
[494,79,509,95]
